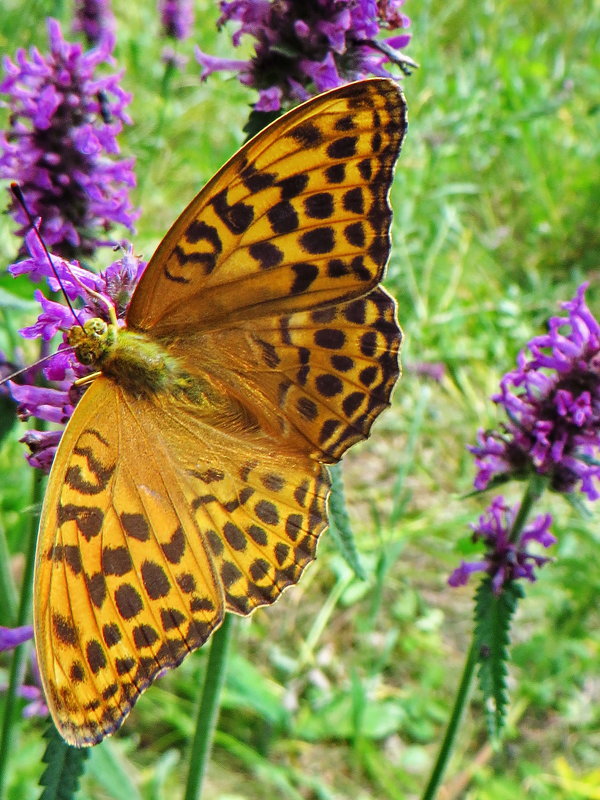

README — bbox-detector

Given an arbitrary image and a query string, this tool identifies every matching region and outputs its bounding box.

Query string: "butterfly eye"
[67,317,114,365]
[84,318,109,338]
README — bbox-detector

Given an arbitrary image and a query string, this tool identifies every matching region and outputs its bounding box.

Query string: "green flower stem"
[160,55,177,100]
[0,467,44,799]
[421,476,549,798]
[183,613,235,800]
[420,637,479,800]
[508,473,548,544]
[138,56,176,200]
[0,522,18,625]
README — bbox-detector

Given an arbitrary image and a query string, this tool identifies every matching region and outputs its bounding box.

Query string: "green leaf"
[0,286,38,312]
[294,689,406,741]
[474,577,523,740]
[87,739,142,800]
[222,652,288,728]
[0,394,18,447]
[39,723,90,800]
[326,463,367,580]
[563,490,593,518]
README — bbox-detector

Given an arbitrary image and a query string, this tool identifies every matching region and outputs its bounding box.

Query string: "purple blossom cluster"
[159,0,194,41]
[8,239,145,471]
[0,626,47,719]
[196,0,412,111]
[0,18,137,259]
[470,284,600,501]
[449,497,556,594]
[73,0,115,46]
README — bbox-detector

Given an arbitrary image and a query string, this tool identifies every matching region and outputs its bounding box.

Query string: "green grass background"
[0,0,599,797]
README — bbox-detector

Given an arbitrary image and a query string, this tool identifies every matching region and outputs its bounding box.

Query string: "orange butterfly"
[33,77,407,745]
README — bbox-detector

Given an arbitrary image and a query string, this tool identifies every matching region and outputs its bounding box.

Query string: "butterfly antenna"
[10,183,85,331]
[358,40,419,75]
[63,266,119,327]
[0,345,76,388]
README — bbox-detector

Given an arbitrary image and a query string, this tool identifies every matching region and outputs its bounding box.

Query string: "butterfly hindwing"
[172,287,401,463]
[152,396,330,616]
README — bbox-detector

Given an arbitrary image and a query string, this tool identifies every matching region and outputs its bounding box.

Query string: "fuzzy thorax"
[67,318,191,398]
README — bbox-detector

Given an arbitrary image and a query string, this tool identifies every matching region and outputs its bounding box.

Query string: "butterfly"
[33,77,407,746]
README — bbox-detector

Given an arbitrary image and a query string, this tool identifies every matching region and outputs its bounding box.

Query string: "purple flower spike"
[159,0,194,41]
[469,284,600,501]
[0,18,138,259]
[0,625,34,652]
[448,497,556,593]
[73,0,116,46]
[196,0,412,111]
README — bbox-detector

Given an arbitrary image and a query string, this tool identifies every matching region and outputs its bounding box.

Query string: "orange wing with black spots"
[127,78,406,333]
[174,287,401,464]
[34,78,406,747]
[35,378,328,745]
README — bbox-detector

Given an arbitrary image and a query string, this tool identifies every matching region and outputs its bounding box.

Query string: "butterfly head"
[67,317,117,366]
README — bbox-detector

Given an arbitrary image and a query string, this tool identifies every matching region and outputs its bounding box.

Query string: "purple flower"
[405,360,446,383]
[195,53,250,82]
[0,18,138,259]
[448,497,556,593]
[19,429,64,471]
[73,0,116,46]
[470,284,600,501]
[10,383,76,425]
[159,0,194,41]
[254,85,283,112]
[8,241,146,472]
[98,245,146,317]
[0,625,33,651]
[196,0,413,111]
[0,630,49,719]
[19,684,49,719]
[18,290,78,342]
[9,228,103,302]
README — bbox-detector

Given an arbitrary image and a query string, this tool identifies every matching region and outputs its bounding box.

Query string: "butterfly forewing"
[34,78,406,746]
[127,78,406,333]
[36,378,330,745]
